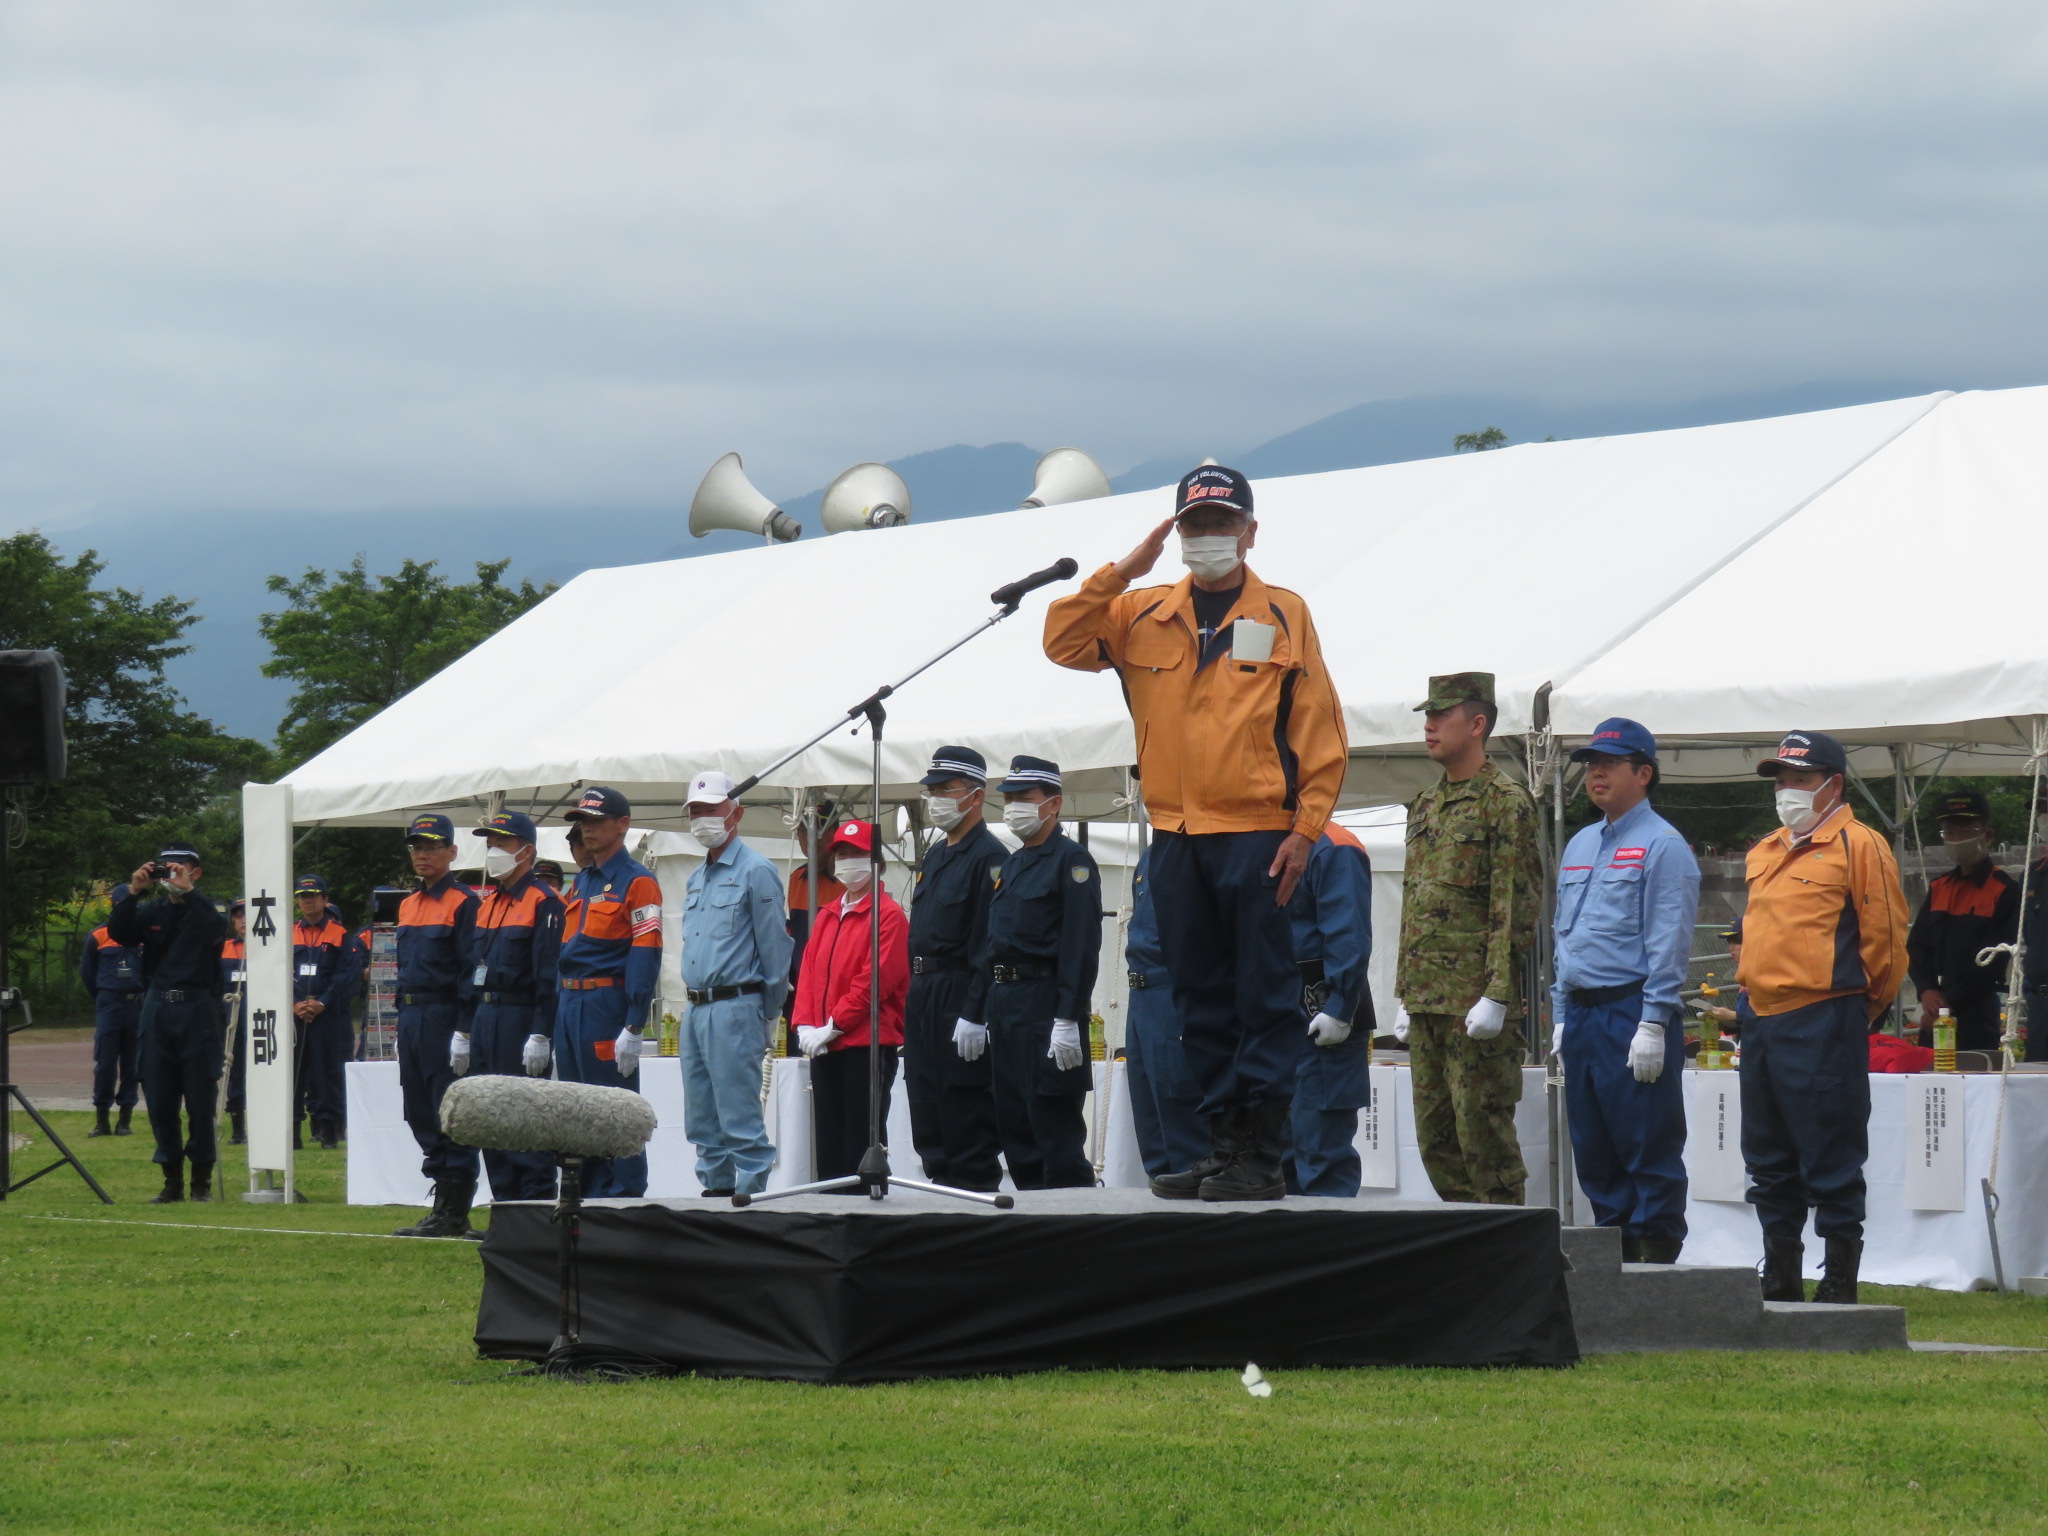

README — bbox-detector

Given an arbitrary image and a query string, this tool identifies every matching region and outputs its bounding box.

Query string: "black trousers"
[469,1002,559,1200]
[901,969,1003,1191]
[810,1046,898,1184]
[295,1004,351,1127]
[397,1002,478,1185]
[1915,990,2002,1054]
[985,974,1092,1190]
[138,991,225,1168]
[1740,994,1870,1243]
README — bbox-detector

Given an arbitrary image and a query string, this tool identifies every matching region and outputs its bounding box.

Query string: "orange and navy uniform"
[292,912,361,1014]
[559,847,663,1023]
[469,874,566,1037]
[1739,804,1909,1020]
[220,937,246,1005]
[78,924,143,998]
[1907,861,2019,1009]
[396,874,480,1002]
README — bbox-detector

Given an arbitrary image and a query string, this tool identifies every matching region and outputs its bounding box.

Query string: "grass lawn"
[3,1110,2045,1534]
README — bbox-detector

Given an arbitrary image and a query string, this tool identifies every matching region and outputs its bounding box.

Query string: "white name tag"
[297,963,319,977]
[1231,618,1276,663]
[474,964,488,987]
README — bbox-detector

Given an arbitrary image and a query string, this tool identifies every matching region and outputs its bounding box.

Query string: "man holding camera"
[109,844,231,1204]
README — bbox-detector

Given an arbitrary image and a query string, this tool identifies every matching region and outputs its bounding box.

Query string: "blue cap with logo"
[563,785,631,821]
[294,874,329,897]
[1754,730,1847,778]
[921,746,988,788]
[473,809,538,841]
[1175,463,1252,520]
[406,812,455,844]
[998,755,1063,794]
[157,844,202,866]
[1569,717,1658,764]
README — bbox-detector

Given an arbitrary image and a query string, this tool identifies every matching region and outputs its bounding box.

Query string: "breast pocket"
[583,900,631,942]
[1124,623,1186,672]
[1585,864,1644,936]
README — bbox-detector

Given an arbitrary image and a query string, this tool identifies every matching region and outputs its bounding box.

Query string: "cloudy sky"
[1,0,2042,524]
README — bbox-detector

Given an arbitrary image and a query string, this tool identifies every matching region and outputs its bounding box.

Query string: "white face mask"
[1180,533,1243,583]
[1004,801,1047,840]
[690,815,731,852]
[834,854,872,888]
[483,845,521,880]
[924,794,968,832]
[1775,786,1820,835]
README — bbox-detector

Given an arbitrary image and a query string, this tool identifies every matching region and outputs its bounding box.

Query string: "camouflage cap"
[1414,672,1496,713]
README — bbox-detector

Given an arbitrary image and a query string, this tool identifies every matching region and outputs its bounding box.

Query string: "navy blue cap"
[998,755,1063,794]
[1755,731,1847,778]
[405,813,455,843]
[230,897,246,913]
[1569,717,1658,764]
[294,875,329,897]
[563,785,631,821]
[473,809,538,841]
[157,844,202,866]
[922,746,987,788]
[1934,788,1992,822]
[1175,463,1252,520]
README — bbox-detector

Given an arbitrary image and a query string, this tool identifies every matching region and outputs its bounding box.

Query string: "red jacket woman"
[790,821,909,1181]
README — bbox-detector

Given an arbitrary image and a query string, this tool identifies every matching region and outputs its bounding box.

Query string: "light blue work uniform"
[681,839,790,1195]
[1552,797,1700,1242]
[1123,849,1208,1180]
[1286,829,1374,1196]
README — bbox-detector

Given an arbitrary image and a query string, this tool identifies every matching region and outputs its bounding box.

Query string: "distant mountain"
[30,378,1960,743]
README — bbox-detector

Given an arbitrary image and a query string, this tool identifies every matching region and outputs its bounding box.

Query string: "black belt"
[151,988,216,1005]
[399,991,458,1006]
[911,956,969,976]
[687,982,765,1004]
[1297,959,1326,985]
[1568,982,1643,1007]
[992,962,1053,985]
[1128,970,1149,989]
[478,990,536,1007]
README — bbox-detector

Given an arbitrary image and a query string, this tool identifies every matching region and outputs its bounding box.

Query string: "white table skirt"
[345,1059,2047,1291]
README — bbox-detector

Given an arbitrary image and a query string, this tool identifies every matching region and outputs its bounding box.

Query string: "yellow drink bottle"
[1933,1007,1956,1072]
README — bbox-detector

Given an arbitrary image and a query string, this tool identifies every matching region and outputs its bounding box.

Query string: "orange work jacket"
[1738,804,1909,1020]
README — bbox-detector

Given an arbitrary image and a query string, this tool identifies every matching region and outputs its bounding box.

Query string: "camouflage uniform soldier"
[1393,672,1541,1205]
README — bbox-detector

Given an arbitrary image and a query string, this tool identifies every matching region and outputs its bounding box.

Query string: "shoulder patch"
[1072,865,1091,883]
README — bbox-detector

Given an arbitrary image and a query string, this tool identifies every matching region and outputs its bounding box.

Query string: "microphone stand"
[731,567,1073,1211]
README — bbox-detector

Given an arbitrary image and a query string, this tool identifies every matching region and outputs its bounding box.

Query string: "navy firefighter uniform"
[903,747,1007,1192]
[393,816,482,1196]
[1286,824,1375,1197]
[464,811,566,1201]
[220,907,248,1143]
[78,919,144,1130]
[1123,849,1209,1180]
[557,788,663,1199]
[106,846,231,1195]
[969,757,1102,1190]
[290,876,361,1146]
[1552,720,1701,1257]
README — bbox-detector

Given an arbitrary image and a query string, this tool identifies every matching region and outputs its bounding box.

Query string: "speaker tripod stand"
[0,989,113,1204]
[729,560,1075,1210]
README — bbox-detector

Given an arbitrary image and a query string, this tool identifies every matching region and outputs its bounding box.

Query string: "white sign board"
[1904,1075,1966,1211]
[241,782,296,1191]
[1359,1063,1399,1189]
[1683,1071,1747,1203]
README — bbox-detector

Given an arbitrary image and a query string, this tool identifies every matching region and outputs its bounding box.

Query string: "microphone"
[440,1075,659,1160]
[990,557,1079,611]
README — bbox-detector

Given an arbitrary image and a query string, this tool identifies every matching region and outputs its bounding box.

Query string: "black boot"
[229,1111,247,1146]
[393,1185,450,1237]
[115,1106,133,1136]
[318,1117,339,1151]
[1620,1230,1643,1263]
[1760,1235,1805,1302]
[1200,1101,1289,1201]
[150,1161,185,1204]
[1639,1234,1683,1265]
[88,1108,112,1138]
[1813,1236,1862,1304]
[1150,1109,1241,1200]
[292,1118,304,1150]
[189,1161,215,1203]
[440,1177,483,1241]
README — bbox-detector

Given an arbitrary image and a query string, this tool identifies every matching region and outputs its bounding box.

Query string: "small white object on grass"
[1241,1362,1272,1398]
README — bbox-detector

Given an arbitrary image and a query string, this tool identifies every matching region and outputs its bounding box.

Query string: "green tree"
[1453,427,1508,453]
[260,557,553,767]
[260,557,555,923]
[0,532,269,1013]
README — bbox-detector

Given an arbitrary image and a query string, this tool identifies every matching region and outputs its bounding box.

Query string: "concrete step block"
[1758,1301,1908,1352]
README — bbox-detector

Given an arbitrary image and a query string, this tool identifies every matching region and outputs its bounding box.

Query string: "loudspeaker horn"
[1019,447,1111,509]
[690,453,802,543]
[820,463,911,533]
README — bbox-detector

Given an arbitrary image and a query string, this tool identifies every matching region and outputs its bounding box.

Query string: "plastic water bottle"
[1933,1007,1956,1073]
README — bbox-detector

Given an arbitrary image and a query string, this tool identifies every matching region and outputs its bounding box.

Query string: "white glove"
[1308,1011,1352,1047]
[522,1033,552,1077]
[1391,1002,1410,1045]
[1464,996,1507,1040]
[952,1018,988,1062]
[1048,1019,1085,1072]
[1628,1020,1665,1083]
[1549,1016,1564,1060]
[449,1033,471,1075]
[613,1029,642,1078]
[798,1024,842,1058]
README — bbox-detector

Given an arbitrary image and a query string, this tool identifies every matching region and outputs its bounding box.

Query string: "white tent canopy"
[280,386,2047,829]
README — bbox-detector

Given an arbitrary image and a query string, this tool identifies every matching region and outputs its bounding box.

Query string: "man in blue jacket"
[78,904,145,1138]
[1123,848,1208,1180]
[1287,824,1375,1196]
[1551,718,1701,1263]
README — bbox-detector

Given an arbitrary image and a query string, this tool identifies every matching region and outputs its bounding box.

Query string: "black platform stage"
[475,1189,1577,1383]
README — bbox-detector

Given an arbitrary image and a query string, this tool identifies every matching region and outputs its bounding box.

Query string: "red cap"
[827,820,876,856]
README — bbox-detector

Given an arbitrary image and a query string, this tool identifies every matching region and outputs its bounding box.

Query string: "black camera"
[147,862,172,881]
